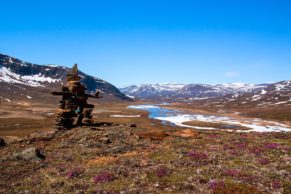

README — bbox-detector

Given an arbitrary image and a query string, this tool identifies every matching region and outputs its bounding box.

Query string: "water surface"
[128,104,291,132]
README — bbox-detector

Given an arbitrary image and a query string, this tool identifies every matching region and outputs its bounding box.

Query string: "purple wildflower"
[271,181,282,189]
[240,134,248,138]
[235,142,248,150]
[224,169,241,177]
[93,171,114,183]
[223,169,257,183]
[240,174,258,183]
[265,143,279,149]
[208,134,218,139]
[258,157,270,165]
[66,167,84,179]
[156,166,170,177]
[209,180,225,190]
[188,150,209,161]
[249,146,264,156]
[228,149,240,156]
[273,133,288,139]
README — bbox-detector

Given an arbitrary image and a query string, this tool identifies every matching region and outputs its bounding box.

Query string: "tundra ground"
[0,101,290,193]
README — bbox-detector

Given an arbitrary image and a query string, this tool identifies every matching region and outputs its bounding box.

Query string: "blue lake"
[127,104,179,126]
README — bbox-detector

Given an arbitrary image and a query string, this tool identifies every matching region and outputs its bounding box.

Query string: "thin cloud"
[224,72,240,77]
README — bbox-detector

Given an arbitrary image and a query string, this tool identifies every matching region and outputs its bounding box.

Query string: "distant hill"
[120,82,268,100]
[0,53,129,104]
[120,81,291,107]
[206,80,291,107]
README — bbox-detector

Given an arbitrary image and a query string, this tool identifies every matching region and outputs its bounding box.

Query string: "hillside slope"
[0,53,128,103]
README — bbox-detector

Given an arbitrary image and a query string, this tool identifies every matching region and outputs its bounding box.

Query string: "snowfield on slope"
[0,67,61,87]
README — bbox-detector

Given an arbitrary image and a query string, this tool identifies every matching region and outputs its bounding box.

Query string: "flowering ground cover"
[0,123,290,193]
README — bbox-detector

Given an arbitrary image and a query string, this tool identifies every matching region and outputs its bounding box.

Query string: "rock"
[99,137,111,144]
[109,146,129,154]
[153,183,159,188]
[130,124,137,128]
[78,137,88,145]
[132,134,141,141]
[35,149,46,160]
[90,127,103,131]
[34,133,55,141]
[14,147,46,160]
[20,131,57,144]
[56,126,68,131]
[0,138,6,146]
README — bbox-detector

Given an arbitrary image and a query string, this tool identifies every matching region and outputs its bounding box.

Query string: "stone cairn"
[52,64,102,129]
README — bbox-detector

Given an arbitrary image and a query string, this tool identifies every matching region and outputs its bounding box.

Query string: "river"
[127,104,291,133]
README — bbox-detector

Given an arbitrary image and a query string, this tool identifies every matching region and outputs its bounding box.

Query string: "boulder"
[99,137,112,144]
[130,124,137,128]
[14,147,46,160]
[0,138,6,146]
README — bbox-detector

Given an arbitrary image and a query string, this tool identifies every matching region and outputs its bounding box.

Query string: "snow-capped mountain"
[212,80,291,107]
[0,53,128,103]
[121,83,186,99]
[120,82,269,100]
[121,81,291,106]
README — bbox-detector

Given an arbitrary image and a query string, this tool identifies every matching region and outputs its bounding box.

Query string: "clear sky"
[0,0,291,87]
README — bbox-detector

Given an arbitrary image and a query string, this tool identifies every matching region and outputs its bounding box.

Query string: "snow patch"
[47,64,58,67]
[126,94,135,99]
[110,115,141,118]
[192,97,209,100]
[0,67,61,87]
[129,104,291,133]
[155,114,291,133]
[261,89,267,95]
[4,98,11,102]
[275,82,289,91]
[127,105,160,109]
[251,94,262,101]
[273,101,288,105]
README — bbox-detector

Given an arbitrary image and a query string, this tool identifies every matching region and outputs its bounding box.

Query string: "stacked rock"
[52,64,102,129]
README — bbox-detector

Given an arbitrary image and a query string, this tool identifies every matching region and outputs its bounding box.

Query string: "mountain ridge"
[120,81,291,107]
[0,53,129,103]
[120,82,270,99]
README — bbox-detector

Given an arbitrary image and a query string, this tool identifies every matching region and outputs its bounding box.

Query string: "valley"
[2,0,291,192]
[0,53,290,193]
[1,99,291,193]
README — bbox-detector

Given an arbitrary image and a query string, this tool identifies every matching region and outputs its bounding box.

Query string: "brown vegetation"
[0,101,290,193]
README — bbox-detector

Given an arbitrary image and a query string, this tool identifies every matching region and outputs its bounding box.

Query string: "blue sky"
[0,0,291,87]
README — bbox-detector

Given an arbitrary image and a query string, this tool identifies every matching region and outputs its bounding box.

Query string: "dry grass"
[0,101,290,193]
